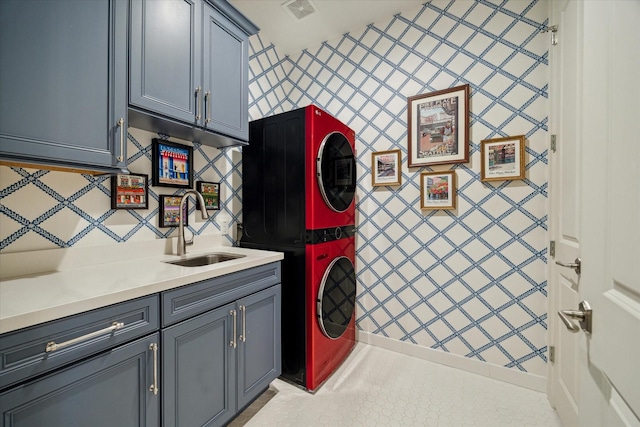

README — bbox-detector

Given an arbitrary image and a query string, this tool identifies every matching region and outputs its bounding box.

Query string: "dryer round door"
[316,132,356,212]
[317,256,356,339]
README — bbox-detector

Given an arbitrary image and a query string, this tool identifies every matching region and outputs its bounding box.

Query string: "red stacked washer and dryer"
[241,105,357,391]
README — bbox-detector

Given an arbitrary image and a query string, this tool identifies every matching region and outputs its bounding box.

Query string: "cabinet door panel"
[162,304,235,427]
[0,0,127,170]
[129,0,201,123]
[203,3,249,141]
[237,284,281,410]
[0,333,159,427]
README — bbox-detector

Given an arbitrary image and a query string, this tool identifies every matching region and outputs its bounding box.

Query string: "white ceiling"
[228,0,425,56]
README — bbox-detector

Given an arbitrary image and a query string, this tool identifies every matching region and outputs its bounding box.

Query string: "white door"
[549,1,640,426]
[547,0,581,425]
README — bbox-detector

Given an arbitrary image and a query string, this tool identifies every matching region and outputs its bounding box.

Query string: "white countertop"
[0,239,283,334]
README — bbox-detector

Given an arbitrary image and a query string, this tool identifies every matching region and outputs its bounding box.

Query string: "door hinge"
[549,346,555,363]
[550,240,556,257]
[541,25,558,46]
[551,135,557,153]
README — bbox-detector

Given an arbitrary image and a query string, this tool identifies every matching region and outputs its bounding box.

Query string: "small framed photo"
[371,150,402,187]
[480,135,526,182]
[407,84,470,168]
[196,181,221,210]
[420,171,456,210]
[159,195,188,228]
[152,139,193,188]
[111,173,148,209]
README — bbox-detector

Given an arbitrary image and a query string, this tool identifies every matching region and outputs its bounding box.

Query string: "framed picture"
[196,181,221,210]
[159,195,188,228]
[371,150,402,187]
[420,171,456,210]
[480,135,526,182]
[407,84,470,167]
[152,139,193,188]
[111,173,148,209]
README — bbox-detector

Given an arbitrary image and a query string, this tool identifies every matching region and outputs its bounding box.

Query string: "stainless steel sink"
[164,253,246,267]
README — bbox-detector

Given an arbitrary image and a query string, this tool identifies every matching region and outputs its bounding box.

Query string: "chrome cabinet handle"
[117,118,124,162]
[239,305,246,343]
[45,321,124,353]
[205,90,211,124]
[558,301,592,334]
[230,309,237,348]
[195,87,202,121]
[555,257,581,275]
[149,343,159,395]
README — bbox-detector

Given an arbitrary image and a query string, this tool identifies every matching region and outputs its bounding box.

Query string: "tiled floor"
[235,343,563,427]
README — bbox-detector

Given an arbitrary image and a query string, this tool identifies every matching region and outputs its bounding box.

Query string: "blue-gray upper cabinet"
[129,0,258,148]
[0,0,128,173]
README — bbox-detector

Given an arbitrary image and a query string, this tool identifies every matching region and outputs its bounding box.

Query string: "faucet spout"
[177,190,209,256]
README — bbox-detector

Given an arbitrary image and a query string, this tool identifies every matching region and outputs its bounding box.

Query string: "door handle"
[230,309,237,349]
[239,305,246,343]
[555,257,581,275]
[195,87,202,121]
[558,300,592,334]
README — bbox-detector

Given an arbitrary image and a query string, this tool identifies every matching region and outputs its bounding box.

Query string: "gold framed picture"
[371,150,402,187]
[420,171,456,210]
[480,135,526,182]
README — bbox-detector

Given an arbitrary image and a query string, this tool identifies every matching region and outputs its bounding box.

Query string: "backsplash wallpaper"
[0,128,240,252]
[0,0,549,377]
[246,0,549,376]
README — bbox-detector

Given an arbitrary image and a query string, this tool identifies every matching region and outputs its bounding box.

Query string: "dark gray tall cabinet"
[0,0,128,172]
[129,0,257,147]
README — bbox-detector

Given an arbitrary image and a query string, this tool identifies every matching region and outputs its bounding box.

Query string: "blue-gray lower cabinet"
[162,302,236,427]
[0,0,128,173]
[237,285,282,410]
[0,333,160,427]
[161,284,281,427]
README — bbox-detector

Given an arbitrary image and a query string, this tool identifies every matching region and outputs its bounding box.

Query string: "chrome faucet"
[177,190,209,256]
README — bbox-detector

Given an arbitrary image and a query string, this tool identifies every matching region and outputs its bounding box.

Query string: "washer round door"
[316,132,356,212]
[317,256,356,339]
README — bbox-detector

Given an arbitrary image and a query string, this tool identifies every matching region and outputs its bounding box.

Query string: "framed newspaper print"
[407,84,470,167]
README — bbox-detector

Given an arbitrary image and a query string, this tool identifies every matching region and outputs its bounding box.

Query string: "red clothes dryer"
[241,105,357,391]
[242,105,356,248]
[303,105,356,229]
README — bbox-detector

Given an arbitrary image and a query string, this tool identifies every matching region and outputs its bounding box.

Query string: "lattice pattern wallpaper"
[247,0,549,375]
[0,128,240,252]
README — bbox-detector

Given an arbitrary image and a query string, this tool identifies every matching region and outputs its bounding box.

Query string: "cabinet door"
[0,333,160,427]
[236,284,282,410]
[162,304,236,427]
[202,2,250,141]
[129,0,202,124]
[0,0,127,171]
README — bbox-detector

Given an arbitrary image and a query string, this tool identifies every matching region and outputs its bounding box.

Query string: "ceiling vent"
[282,0,317,21]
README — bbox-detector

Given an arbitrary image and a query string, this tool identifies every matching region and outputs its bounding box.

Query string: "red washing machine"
[306,235,356,391]
[241,105,357,391]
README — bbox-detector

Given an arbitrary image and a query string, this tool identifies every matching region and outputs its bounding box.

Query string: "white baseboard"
[356,330,547,393]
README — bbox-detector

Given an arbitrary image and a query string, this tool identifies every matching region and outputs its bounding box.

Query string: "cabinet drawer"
[162,262,281,327]
[0,295,159,390]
